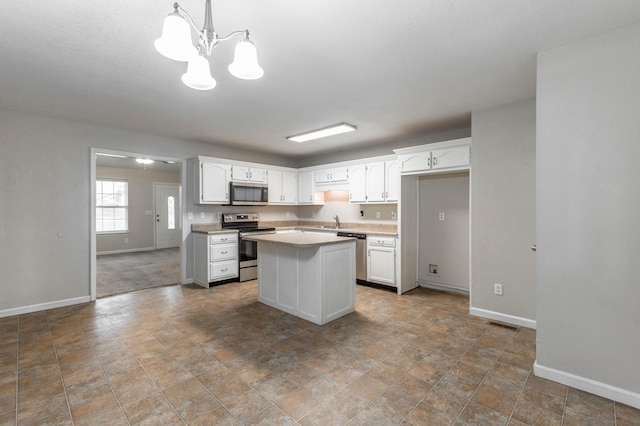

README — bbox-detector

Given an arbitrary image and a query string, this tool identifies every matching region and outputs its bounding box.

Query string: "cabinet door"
[330,167,349,182]
[385,161,400,202]
[398,152,431,173]
[281,171,298,203]
[267,169,283,203]
[299,172,320,204]
[314,169,332,184]
[248,167,268,183]
[367,246,396,286]
[349,164,367,203]
[201,162,230,203]
[431,145,470,169]
[231,165,250,181]
[366,162,386,203]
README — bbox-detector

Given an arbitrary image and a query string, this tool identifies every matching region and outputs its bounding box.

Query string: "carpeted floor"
[96,248,180,298]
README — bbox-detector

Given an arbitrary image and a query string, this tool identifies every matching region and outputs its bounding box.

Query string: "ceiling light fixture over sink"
[155,0,264,91]
[287,123,357,143]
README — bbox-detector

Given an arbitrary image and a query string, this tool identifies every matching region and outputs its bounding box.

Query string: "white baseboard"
[418,280,469,295]
[0,296,91,319]
[469,306,537,329]
[97,247,155,256]
[534,361,640,410]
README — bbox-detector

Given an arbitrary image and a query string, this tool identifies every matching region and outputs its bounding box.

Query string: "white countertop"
[243,232,356,247]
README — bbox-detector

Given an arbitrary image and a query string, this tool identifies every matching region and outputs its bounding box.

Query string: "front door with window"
[155,183,181,249]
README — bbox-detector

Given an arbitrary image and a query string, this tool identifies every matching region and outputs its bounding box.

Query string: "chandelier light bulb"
[182,54,217,90]
[156,0,263,90]
[228,37,264,80]
[154,11,197,62]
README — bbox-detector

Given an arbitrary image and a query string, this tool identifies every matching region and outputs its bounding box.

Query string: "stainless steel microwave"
[228,182,269,205]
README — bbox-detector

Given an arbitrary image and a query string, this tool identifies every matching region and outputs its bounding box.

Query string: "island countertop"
[242,232,355,247]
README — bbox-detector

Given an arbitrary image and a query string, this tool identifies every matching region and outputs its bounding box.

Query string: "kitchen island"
[242,232,356,325]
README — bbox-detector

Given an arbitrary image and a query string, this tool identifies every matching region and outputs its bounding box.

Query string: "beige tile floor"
[1,281,638,425]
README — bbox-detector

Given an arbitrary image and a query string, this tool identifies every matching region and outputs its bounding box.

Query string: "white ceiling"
[2,1,640,160]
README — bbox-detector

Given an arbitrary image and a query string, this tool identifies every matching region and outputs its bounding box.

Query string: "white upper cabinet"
[314,166,349,184]
[232,165,268,183]
[366,161,386,203]
[431,145,470,170]
[195,160,231,204]
[298,171,324,205]
[385,160,400,202]
[398,151,432,173]
[348,160,398,204]
[395,137,471,175]
[268,169,298,204]
[349,164,367,203]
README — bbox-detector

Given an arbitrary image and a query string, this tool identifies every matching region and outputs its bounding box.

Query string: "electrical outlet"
[188,212,193,220]
[494,283,503,296]
[391,211,397,220]
[439,212,445,221]
[286,211,290,217]
[217,212,222,219]
[376,211,381,219]
[124,238,128,244]
[200,212,205,219]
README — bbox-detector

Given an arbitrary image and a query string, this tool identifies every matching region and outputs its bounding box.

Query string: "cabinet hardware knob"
[531,245,537,252]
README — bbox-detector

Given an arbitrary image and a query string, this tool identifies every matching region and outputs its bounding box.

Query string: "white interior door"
[155,183,181,249]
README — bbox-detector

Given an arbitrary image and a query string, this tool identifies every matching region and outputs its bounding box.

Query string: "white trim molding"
[469,307,537,330]
[0,296,91,319]
[97,247,155,256]
[534,361,640,410]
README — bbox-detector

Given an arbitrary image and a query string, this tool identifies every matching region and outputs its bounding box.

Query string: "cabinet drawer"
[209,243,237,261]
[209,234,237,245]
[368,236,395,247]
[210,260,238,280]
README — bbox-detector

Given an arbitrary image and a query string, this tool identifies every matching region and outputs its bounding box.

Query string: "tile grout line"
[505,358,535,425]
[399,322,494,425]
[80,315,132,426]
[560,387,569,425]
[145,333,221,425]
[451,325,521,425]
[46,311,75,426]
[14,316,19,426]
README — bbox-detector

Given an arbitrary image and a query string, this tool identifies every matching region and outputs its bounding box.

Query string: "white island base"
[248,234,356,325]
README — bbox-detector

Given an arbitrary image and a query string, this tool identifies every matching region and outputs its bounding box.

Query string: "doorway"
[155,183,181,249]
[90,149,186,300]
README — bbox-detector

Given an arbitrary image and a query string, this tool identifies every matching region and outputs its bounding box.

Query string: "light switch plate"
[200,212,205,219]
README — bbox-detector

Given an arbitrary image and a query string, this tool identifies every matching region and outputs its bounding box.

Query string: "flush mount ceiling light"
[287,123,358,143]
[136,158,154,165]
[155,0,263,91]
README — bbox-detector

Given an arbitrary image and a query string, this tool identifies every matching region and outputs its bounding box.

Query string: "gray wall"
[536,23,640,398]
[0,108,294,313]
[470,98,537,324]
[418,172,469,292]
[96,166,180,253]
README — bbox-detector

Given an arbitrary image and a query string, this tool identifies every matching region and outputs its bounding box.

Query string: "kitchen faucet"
[333,215,340,229]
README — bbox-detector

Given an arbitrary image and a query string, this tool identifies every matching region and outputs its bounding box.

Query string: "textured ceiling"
[2,1,640,160]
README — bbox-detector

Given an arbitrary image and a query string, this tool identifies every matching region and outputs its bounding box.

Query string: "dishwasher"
[337,232,367,283]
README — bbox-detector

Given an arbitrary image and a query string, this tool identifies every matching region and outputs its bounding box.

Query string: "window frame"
[96,178,129,234]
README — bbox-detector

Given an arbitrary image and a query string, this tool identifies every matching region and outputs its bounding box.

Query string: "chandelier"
[155,0,264,90]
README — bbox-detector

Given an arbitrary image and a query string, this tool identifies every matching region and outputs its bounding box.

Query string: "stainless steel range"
[221,213,275,282]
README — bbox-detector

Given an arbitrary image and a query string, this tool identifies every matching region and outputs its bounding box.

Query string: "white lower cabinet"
[194,232,238,287]
[367,235,396,286]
